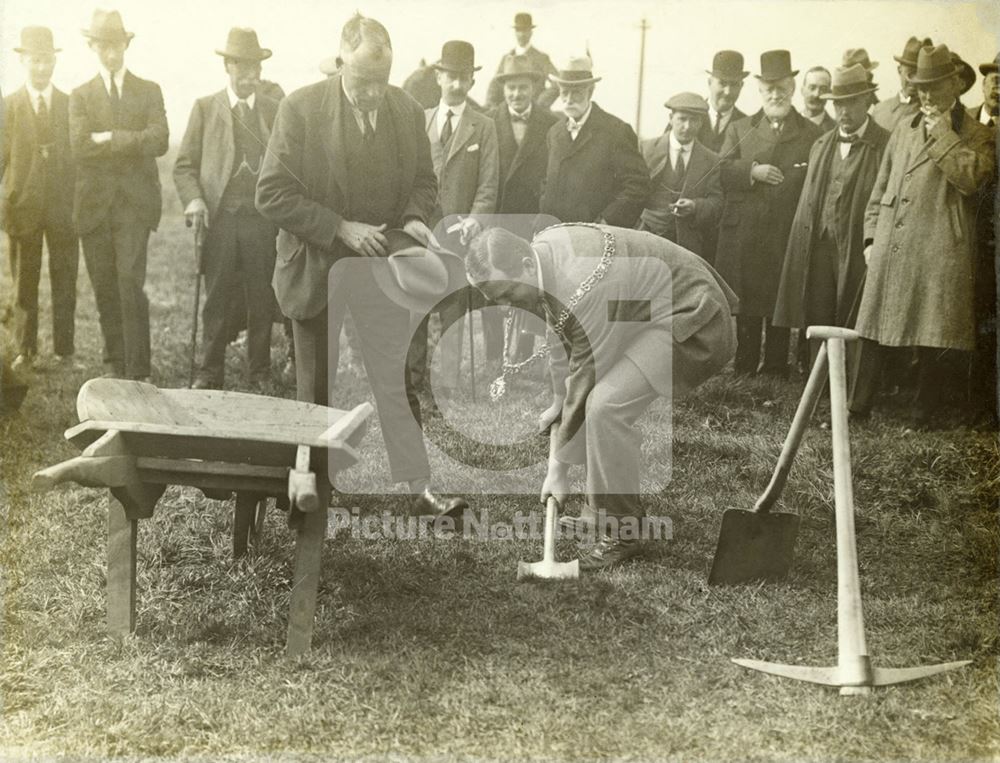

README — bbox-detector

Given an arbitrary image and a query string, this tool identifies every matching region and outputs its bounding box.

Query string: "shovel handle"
[754,341,828,513]
[542,496,559,564]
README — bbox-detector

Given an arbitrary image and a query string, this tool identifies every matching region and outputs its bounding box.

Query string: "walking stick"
[187,223,205,388]
[467,287,476,402]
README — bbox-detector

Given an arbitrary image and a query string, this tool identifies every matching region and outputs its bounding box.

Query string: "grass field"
[1,200,998,761]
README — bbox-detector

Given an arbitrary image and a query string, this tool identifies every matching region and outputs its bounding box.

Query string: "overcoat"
[696,106,747,154]
[489,102,557,216]
[715,108,822,315]
[773,120,890,328]
[855,107,996,351]
[871,93,920,134]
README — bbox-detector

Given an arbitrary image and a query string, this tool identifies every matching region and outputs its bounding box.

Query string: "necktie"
[440,109,454,145]
[36,95,51,145]
[236,99,251,125]
[110,76,120,108]
[510,111,529,123]
[363,112,375,142]
[675,149,687,179]
[714,111,724,136]
[837,132,859,143]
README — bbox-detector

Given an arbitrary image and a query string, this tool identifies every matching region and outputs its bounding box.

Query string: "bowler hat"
[372,230,463,314]
[433,40,481,73]
[706,50,748,80]
[893,36,933,67]
[908,44,958,85]
[216,27,271,61]
[979,53,999,75]
[550,54,601,86]
[951,53,976,94]
[756,50,798,82]
[842,48,878,72]
[14,26,60,55]
[495,55,543,83]
[513,12,536,30]
[665,91,709,114]
[82,9,134,43]
[820,64,879,100]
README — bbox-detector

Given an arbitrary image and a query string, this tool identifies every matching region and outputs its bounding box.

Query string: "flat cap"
[665,91,710,114]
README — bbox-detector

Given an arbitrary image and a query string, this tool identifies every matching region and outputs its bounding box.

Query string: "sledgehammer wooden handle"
[806,326,860,342]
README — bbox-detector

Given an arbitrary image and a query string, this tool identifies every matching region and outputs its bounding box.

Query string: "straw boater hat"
[14,26,60,55]
[893,36,933,68]
[372,230,464,314]
[907,44,959,85]
[550,54,601,86]
[216,27,271,61]
[432,40,481,73]
[664,92,710,114]
[495,55,544,84]
[81,9,134,43]
[756,50,798,81]
[706,50,749,80]
[820,64,879,100]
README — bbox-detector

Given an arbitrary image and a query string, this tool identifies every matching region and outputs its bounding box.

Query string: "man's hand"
[458,216,482,246]
[540,459,570,507]
[863,244,873,266]
[750,163,784,185]
[403,218,442,250]
[184,198,210,232]
[338,221,388,257]
[671,198,696,217]
[90,131,112,144]
[537,399,563,434]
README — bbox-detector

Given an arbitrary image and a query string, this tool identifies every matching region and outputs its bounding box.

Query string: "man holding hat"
[698,51,749,154]
[872,36,932,132]
[173,28,280,390]
[70,9,168,381]
[256,13,467,516]
[408,40,499,397]
[851,44,996,428]
[2,27,79,373]
[773,64,890,357]
[716,50,822,377]
[638,92,722,261]
[539,55,648,229]
[486,13,558,110]
[800,66,836,132]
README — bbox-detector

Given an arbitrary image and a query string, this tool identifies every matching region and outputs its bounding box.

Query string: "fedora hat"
[513,12,536,30]
[433,40,480,73]
[14,26,60,55]
[756,50,798,82]
[550,54,601,86]
[706,50,748,81]
[495,55,543,83]
[820,64,879,100]
[842,48,877,72]
[372,230,464,314]
[82,9,134,43]
[979,53,999,75]
[951,52,976,94]
[893,36,933,67]
[908,44,958,85]
[216,27,271,61]
[665,91,709,114]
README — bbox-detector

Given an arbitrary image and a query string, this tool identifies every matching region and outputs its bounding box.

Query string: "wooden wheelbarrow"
[32,378,372,656]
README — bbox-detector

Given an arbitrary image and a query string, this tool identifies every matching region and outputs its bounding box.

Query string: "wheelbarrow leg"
[286,478,330,657]
[233,491,266,559]
[107,492,137,637]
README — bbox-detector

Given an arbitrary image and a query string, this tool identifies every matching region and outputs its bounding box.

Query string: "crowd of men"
[1,10,998,565]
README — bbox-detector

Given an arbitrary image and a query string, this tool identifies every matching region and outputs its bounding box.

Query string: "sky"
[1,0,997,141]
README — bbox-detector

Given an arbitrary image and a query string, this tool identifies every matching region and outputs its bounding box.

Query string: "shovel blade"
[517,559,580,581]
[708,508,799,586]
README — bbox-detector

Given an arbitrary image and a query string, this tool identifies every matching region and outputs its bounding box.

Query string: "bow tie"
[510,111,530,123]
[567,118,582,133]
[837,132,859,143]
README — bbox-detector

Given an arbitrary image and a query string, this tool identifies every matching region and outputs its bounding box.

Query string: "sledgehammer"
[517,497,580,581]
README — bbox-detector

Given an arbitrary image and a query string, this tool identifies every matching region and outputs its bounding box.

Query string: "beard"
[762,101,792,121]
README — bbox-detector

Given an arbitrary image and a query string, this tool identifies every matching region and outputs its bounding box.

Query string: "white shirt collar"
[514,44,534,56]
[806,110,829,126]
[979,105,996,125]
[567,103,594,136]
[711,105,733,126]
[99,67,126,96]
[438,99,467,131]
[341,79,379,130]
[25,82,53,111]
[227,87,256,110]
[510,103,532,120]
[668,130,692,155]
[839,116,871,140]
[898,91,912,105]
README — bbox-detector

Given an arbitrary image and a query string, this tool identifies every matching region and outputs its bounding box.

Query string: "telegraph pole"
[635,18,649,137]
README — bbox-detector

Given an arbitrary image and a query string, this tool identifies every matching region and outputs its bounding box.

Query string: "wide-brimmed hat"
[706,50,748,81]
[495,55,544,84]
[82,9,133,43]
[820,64,879,100]
[756,50,798,82]
[372,230,464,314]
[952,53,976,94]
[979,53,999,75]
[433,40,480,73]
[513,12,535,30]
[216,27,271,61]
[893,36,933,67]
[908,44,958,85]
[550,55,601,86]
[14,26,60,55]
[842,48,877,72]
[665,91,709,114]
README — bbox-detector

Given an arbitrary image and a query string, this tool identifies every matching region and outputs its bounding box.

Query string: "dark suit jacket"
[540,102,649,228]
[639,131,722,257]
[173,90,279,223]
[425,103,499,225]
[715,108,823,315]
[489,103,558,217]
[697,106,747,153]
[69,71,168,235]
[1,86,75,236]
[255,75,437,321]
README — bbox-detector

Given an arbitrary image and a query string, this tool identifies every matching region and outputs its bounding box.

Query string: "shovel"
[518,496,579,581]
[708,338,830,585]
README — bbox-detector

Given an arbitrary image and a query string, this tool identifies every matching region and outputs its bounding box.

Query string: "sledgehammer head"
[517,557,580,581]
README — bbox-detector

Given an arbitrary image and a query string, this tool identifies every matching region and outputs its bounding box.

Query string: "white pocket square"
[467,143,479,152]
